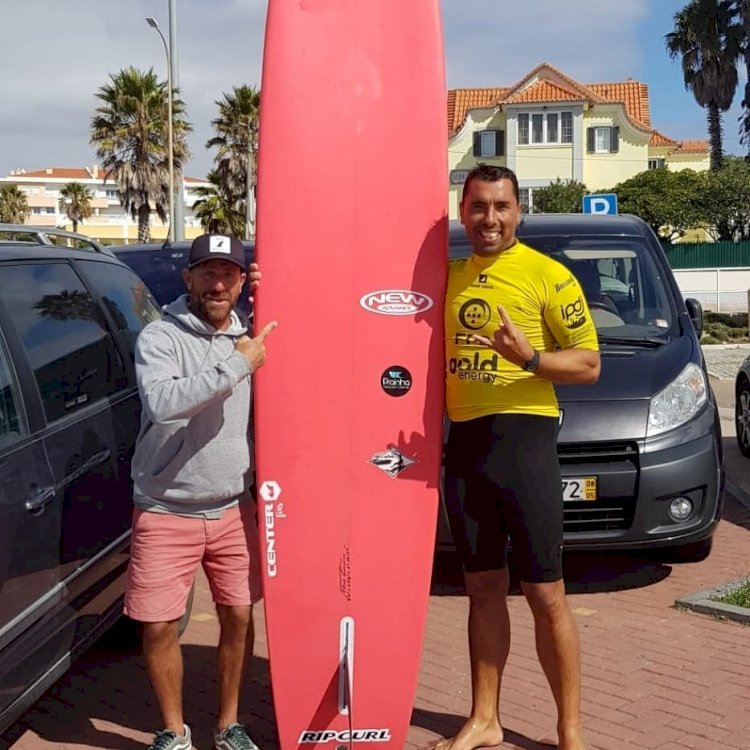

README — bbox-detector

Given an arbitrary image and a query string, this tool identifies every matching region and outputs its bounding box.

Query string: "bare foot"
[430,717,504,750]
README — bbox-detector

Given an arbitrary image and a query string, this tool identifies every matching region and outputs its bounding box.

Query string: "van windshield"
[525,236,676,342]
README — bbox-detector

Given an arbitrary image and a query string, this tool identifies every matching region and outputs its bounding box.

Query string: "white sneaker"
[147,724,192,750]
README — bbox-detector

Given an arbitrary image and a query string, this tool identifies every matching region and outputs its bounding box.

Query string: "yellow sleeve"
[543,264,599,351]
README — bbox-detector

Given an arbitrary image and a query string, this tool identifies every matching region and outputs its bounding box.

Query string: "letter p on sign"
[582,193,618,215]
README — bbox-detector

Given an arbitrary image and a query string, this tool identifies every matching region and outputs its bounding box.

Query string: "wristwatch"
[522,350,540,373]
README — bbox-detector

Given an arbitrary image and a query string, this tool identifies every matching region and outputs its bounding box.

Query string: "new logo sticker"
[360,290,433,316]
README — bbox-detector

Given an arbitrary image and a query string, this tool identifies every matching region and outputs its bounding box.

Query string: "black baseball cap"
[188,233,246,271]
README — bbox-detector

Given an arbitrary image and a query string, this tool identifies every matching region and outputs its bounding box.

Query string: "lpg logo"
[561,296,587,330]
[360,290,434,316]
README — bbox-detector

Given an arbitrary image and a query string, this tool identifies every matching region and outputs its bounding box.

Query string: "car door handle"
[61,448,112,488]
[25,486,56,515]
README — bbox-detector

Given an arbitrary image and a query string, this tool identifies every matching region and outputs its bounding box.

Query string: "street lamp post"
[146,16,174,243]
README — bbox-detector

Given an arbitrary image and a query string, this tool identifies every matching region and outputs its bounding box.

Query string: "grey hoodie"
[131,295,254,516]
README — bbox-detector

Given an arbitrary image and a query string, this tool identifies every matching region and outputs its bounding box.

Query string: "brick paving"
[3,373,750,750]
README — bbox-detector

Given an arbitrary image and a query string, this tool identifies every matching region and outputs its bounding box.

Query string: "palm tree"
[0,185,30,223]
[58,182,93,233]
[206,85,260,239]
[735,0,750,151]
[192,170,246,236]
[666,0,739,170]
[90,66,191,242]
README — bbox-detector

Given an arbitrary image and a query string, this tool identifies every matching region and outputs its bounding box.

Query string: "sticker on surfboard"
[359,289,434,316]
[368,447,417,478]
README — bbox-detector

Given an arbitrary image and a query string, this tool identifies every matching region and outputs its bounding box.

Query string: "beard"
[188,291,235,327]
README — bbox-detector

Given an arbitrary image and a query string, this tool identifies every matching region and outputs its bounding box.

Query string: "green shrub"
[704,322,731,341]
[728,327,749,339]
[705,312,747,329]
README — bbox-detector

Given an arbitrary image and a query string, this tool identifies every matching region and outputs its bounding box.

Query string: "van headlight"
[647,363,707,437]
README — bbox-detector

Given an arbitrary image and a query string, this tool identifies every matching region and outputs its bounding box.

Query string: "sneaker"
[147,724,192,750]
[214,723,260,750]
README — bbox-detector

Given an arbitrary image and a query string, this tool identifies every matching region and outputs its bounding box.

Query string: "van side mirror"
[684,298,703,338]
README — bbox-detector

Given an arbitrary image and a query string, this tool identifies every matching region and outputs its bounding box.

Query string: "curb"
[673,479,750,625]
[675,577,750,626]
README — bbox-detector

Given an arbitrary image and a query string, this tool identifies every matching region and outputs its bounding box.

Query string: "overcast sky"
[1,0,746,180]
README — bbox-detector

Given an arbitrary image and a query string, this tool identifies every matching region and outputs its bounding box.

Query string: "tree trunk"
[707,104,724,171]
[138,204,151,243]
[72,220,78,233]
[743,1,750,151]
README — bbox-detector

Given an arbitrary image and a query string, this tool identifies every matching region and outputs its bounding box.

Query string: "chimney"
[93,164,99,179]
[45,167,53,175]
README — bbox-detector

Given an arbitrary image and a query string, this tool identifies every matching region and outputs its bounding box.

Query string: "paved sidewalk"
[702,343,750,382]
[4,364,750,750]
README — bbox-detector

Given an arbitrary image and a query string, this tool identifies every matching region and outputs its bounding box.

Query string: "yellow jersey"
[445,240,599,421]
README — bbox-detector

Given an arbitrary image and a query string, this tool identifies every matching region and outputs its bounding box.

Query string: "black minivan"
[449,213,724,561]
[0,242,162,735]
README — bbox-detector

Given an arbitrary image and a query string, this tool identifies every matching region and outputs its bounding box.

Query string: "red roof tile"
[446,63,682,143]
[675,139,709,154]
[8,166,208,182]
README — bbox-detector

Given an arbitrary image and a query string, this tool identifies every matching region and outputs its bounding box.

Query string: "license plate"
[562,476,597,502]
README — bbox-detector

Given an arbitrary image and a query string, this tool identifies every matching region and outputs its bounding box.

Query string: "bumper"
[435,417,725,553]
[561,427,724,551]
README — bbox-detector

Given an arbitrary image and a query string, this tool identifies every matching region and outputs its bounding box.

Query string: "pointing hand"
[235,321,278,371]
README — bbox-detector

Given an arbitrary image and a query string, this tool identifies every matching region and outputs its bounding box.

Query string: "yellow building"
[0,165,212,244]
[447,63,709,220]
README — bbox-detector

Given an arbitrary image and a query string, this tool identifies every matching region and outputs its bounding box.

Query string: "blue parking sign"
[582,193,618,215]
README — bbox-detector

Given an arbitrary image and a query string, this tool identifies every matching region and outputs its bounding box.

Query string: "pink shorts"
[124,503,263,623]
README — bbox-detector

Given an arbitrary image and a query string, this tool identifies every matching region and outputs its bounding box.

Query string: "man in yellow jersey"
[436,164,600,750]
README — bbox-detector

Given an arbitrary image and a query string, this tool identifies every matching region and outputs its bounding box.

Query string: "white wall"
[673,268,750,313]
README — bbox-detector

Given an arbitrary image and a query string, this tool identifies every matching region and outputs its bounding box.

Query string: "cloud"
[0,0,742,181]
[0,0,268,178]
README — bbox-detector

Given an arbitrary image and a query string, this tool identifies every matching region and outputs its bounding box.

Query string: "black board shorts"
[444,413,564,583]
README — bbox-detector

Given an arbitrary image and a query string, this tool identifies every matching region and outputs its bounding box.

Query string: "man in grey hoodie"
[124,233,277,750]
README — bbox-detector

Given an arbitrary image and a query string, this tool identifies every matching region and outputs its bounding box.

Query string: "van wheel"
[735,379,750,457]
[664,538,713,564]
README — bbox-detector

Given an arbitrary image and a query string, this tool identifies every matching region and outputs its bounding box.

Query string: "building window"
[561,112,573,143]
[472,129,505,157]
[518,114,529,145]
[587,126,620,154]
[648,157,666,170]
[517,111,573,145]
[32,207,55,214]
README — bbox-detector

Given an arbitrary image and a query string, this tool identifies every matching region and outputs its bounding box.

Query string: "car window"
[114,248,189,309]
[522,236,677,339]
[0,336,23,449]
[78,260,162,359]
[113,245,256,316]
[0,262,125,423]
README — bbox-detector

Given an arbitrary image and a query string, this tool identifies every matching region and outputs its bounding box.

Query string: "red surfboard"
[253,2,447,748]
